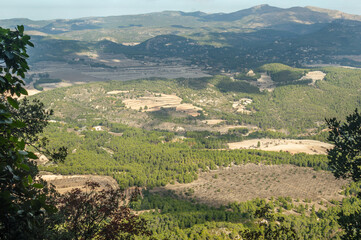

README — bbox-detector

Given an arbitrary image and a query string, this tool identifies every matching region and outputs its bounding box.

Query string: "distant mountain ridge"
[1,5,360,35]
[2,5,361,71]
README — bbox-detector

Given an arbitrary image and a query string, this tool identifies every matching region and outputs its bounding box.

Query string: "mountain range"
[1,5,361,74]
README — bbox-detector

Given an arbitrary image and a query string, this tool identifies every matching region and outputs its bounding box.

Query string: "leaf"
[19,163,29,171]
[28,175,33,184]
[18,139,25,149]
[4,51,14,60]
[27,152,38,159]
[4,73,11,81]
[17,25,24,33]
[12,120,26,128]
[18,150,28,156]
[23,35,30,42]
[32,183,44,189]
[19,87,28,95]
[7,97,19,109]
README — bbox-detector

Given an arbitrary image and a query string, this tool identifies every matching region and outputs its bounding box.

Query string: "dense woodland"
[35,120,361,239]
[133,182,361,239]
[39,123,329,189]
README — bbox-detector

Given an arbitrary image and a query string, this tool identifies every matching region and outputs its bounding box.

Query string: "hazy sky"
[1,0,360,20]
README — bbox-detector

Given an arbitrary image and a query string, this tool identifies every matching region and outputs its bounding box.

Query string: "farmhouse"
[92,126,104,131]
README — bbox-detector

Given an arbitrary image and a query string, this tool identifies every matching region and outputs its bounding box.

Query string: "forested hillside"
[33,65,361,134]
[2,10,361,237]
[39,123,329,189]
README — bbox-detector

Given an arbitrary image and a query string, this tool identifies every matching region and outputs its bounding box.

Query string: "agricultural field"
[40,173,118,194]
[153,164,348,207]
[228,139,333,155]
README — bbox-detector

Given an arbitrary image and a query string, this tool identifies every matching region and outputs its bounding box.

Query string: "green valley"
[2,4,361,239]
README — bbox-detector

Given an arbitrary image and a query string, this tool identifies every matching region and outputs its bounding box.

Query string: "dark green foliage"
[327,109,361,182]
[53,181,151,239]
[216,78,260,93]
[131,190,351,239]
[0,25,32,96]
[176,77,211,90]
[0,25,59,239]
[326,110,361,240]
[41,124,329,189]
[234,72,260,81]
[228,127,249,135]
[148,108,173,121]
[239,224,297,240]
[247,130,287,139]
[338,210,361,240]
[258,63,308,85]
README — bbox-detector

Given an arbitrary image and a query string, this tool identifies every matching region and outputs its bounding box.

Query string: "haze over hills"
[1,5,361,34]
[1,5,359,86]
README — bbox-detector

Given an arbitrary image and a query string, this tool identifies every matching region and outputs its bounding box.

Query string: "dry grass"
[152,164,347,207]
[201,119,225,125]
[123,93,202,117]
[106,90,130,95]
[228,138,333,155]
[40,174,119,194]
[250,73,275,92]
[301,71,326,85]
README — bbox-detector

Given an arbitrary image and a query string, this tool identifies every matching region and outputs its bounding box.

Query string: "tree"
[0,25,61,240]
[326,109,361,239]
[326,109,361,182]
[53,181,151,240]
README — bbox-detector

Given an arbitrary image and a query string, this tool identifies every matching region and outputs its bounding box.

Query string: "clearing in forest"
[228,139,333,155]
[153,164,348,207]
[40,174,119,194]
[301,71,326,85]
[122,93,202,117]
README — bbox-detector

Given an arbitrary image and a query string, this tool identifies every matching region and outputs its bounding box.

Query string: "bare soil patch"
[154,122,258,134]
[76,51,100,59]
[25,30,48,36]
[25,89,41,97]
[106,90,130,95]
[232,98,253,114]
[228,138,333,155]
[123,93,202,117]
[301,71,326,85]
[22,80,86,97]
[250,73,275,92]
[152,164,348,207]
[40,174,118,194]
[201,119,225,125]
[40,82,74,90]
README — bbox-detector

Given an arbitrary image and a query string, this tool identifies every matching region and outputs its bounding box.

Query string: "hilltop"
[1,5,360,38]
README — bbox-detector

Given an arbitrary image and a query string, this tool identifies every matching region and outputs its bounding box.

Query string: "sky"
[1,0,360,20]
